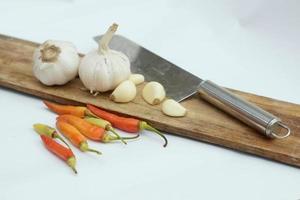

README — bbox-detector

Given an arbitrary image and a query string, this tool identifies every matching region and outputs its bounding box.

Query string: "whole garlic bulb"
[79,23,131,93]
[33,40,80,86]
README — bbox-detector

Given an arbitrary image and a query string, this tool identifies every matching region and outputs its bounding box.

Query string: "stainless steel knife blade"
[94,35,202,102]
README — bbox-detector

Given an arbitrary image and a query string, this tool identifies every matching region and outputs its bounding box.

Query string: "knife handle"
[198,80,290,139]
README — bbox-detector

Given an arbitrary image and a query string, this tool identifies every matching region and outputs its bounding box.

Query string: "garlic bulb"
[129,74,144,85]
[110,80,137,103]
[162,99,187,117]
[79,23,131,93]
[33,40,80,86]
[142,81,166,105]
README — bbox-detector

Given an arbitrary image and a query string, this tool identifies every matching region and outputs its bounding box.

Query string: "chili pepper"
[40,134,77,174]
[44,100,87,118]
[87,104,168,147]
[33,123,69,147]
[56,119,101,155]
[57,115,139,143]
[84,115,127,145]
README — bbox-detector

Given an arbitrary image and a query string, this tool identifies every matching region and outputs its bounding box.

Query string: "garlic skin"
[162,99,187,117]
[142,81,166,105]
[33,40,80,86]
[79,23,131,93]
[110,80,137,103]
[129,74,144,85]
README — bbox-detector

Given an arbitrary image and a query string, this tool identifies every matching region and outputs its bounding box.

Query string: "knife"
[93,35,290,139]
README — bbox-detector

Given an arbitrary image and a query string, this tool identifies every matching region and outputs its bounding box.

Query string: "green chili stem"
[53,133,70,148]
[80,141,102,155]
[86,148,102,155]
[109,128,127,145]
[140,121,168,147]
[120,134,140,140]
[104,134,139,143]
[110,134,139,141]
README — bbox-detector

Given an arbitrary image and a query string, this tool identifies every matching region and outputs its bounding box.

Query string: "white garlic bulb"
[79,23,131,93]
[32,40,80,86]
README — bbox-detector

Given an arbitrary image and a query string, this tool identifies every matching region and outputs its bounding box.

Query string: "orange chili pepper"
[44,100,87,117]
[87,104,168,147]
[84,116,127,145]
[56,119,101,155]
[57,115,138,143]
[40,135,77,174]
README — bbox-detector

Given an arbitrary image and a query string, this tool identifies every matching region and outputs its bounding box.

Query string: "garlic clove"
[110,80,137,103]
[142,81,166,105]
[162,99,187,117]
[129,74,145,85]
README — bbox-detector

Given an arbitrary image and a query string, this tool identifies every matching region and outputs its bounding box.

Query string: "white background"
[1,0,300,199]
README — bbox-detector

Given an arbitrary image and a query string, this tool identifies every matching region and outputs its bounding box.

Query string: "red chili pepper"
[87,104,168,147]
[40,135,77,174]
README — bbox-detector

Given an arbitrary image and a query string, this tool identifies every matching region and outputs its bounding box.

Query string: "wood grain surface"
[1,34,300,167]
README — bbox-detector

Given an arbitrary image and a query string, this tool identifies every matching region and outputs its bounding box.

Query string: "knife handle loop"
[271,122,290,139]
[198,80,290,139]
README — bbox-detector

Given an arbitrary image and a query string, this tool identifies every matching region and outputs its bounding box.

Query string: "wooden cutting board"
[1,34,300,167]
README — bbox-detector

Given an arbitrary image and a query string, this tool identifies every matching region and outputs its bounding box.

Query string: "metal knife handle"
[198,80,290,139]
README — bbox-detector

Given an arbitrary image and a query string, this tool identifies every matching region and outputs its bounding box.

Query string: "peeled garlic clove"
[142,81,166,105]
[162,99,187,117]
[129,74,145,85]
[110,80,137,103]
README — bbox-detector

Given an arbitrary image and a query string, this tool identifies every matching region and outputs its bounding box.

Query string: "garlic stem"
[99,23,118,54]
[40,44,61,62]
